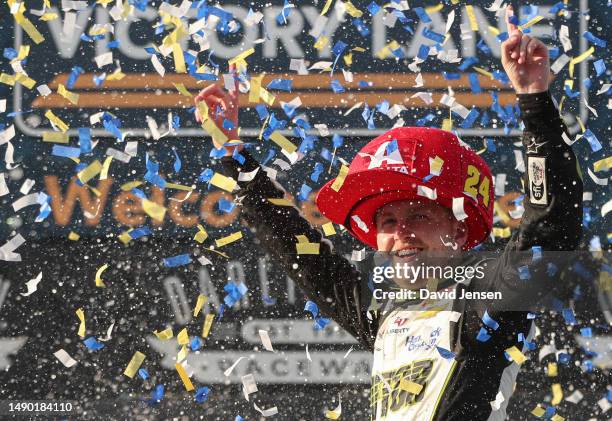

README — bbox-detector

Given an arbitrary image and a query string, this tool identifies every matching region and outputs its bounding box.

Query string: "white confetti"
[551,54,570,74]
[238,167,260,182]
[94,52,113,68]
[351,247,367,261]
[0,173,8,197]
[20,271,42,297]
[224,356,247,377]
[19,179,35,195]
[0,233,26,262]
[452,197,468,221]
[513,150,525,173]
[602,199,612,218]
[259,329,275,352]
[417,185,437,200]
[254,402,278,417]
[559,25,572,51]
[54,349,78,368]
[0,125,15,145]
[150,54,165,77]
[351,215,369,233]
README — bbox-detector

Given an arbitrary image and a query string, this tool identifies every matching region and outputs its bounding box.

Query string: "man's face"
[374,199,467,287]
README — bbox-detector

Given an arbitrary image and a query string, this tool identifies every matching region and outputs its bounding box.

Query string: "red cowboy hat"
[315,127,494,250]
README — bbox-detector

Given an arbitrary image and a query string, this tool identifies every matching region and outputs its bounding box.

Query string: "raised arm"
[473,6,583,312]
[194,70,378,350]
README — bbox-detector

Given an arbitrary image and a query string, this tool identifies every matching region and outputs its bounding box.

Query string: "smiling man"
[194,6,583,420]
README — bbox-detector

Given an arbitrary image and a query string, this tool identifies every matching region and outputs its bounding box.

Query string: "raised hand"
[501,5,550,94]
[194,64,240,149]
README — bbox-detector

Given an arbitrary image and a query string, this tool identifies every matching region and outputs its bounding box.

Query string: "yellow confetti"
[142,199,166,222]
[488,25,500,36]
[314,35,329,50]
[569,46,594,78]
[10,45,30,64]
[177,328,189,345]
[228,48,255,71]
[375,40,401,60]
[172,43,186,73]
[492,227,511,238]
[344,0,363,17]
[322,222,336,236]
[425,4,444,13]
[547,362,558,377]
[267,198,294,206]
[505,346,527,365]
[259,86,276,106]
[106,69,126,81]
[95,263,108,288]
[551,414,565,421]
[173,82,192,97]
[45,110,69,132]
[164,182,192,191]
[343,52,352,66]
[39,12,58,21]
[120,180,143,191]
[15,14,45,44]
[330,165,350,192]
[100,156,112,180]
[76,308,85,337]
[42,131,69,143]
[296,242,320,255]
[0,73,16,86]
[465,5,478,31]
[202,118,229,146]
[124,351,146,378]
[594,157,612,172]
[177,345,188,362]
[249,74,263,103]
[175,362,194,391]
[194,294,207,317]
[399,379,424,394]
[531,405,546,417]
[194,224,208,243]
[473,67,493,79]
[441,118,453,132]
[77,160,102,184]
[68,231,80,241]
[215,231,243,247]
[270,131,297,154]
[15,73,36,89]
[551,383,563,405]
[519,15,544,31]
[210,172,237,192]
[58,84,79,105]
[154,328,173,340]
[320,0,333,15]
[296,235,309,243]
[202,313,214,337]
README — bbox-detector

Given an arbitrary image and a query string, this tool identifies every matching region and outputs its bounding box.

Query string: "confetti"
[124,351,146,378]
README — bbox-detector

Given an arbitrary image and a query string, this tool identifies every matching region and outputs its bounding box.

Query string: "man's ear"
[454,221,468,248]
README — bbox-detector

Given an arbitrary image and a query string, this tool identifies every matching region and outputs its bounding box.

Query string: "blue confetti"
[190,336,202,351]
[138,368,150,380]
[562,308,577,325]
[255,104,269,121]
[145,384,164,406]
[468,73,482,93]
[52,145,81,158]
[310,162,324,182]
[330,79,345,93]
[580,327,593,337]
[583,31,606,48]
[163,254,192,268]
[267,78,292,92]
[314,316,331,331]
[195,386,210,403]
[66,66,84,89]
[298,183,313,201]
[223,282,248,307]
[417,44,430,60]
[78,128,92,154]
[476,327,491,342]
[3,48,17,60]
[367,2,380,15]
[460,108,480,129]
[436,346,455,360]
[583,129,602,152]
[546,262,558,277]
[332,134,344,148]
[218,198,236,213]
[413,7,431,23]
[353,18,370,36]
[482,310,500,330]
[172,148,182,173]
[422,27,445,43]
[83,337,105,351]
[594,59,606,77]
[531,246,542,262]
[304,300,319,318]
[518,265,531,280]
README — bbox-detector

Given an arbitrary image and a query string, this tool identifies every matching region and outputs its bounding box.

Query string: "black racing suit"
[220,92,583,420]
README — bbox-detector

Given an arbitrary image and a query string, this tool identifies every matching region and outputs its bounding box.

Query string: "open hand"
[501,5,550,94]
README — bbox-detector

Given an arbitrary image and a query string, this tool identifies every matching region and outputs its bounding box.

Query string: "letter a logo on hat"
[358,140,408,173]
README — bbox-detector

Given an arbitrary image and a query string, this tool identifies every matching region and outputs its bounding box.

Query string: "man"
[194,6,582,420]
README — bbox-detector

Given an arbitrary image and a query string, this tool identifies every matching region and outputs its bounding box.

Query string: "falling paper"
[20,271,42,296]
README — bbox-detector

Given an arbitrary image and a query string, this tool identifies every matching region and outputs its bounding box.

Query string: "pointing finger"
[518,35,531,64]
